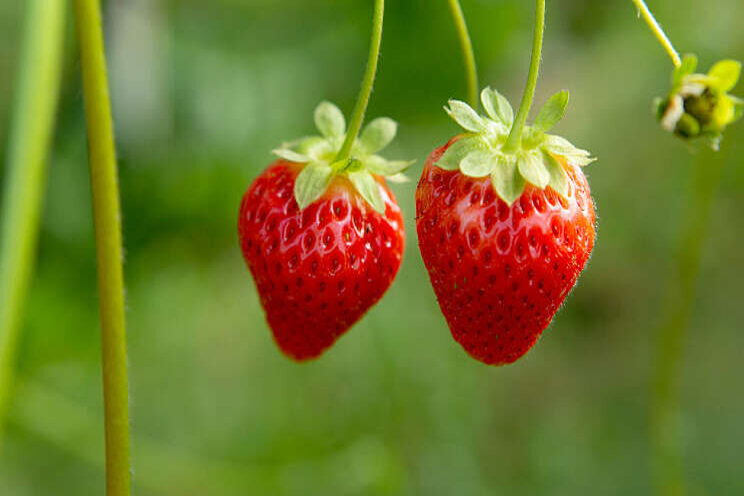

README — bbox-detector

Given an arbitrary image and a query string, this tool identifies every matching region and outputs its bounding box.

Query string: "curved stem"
[631,0,681,67]
[650,151,725,496]
[0,0,66,444]
[335,0,385,163]
[504,0,545,154]
[72,1,131,494]
[447,0,479,108]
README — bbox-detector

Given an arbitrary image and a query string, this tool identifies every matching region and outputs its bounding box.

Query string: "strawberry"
[416,88,596,365]
[239,102,409,361]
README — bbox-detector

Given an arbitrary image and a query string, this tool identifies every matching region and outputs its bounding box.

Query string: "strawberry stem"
[335,0,385,164]
[504,0,545,154]
[631,0,682,68]
[0,0,65,443]
[73,0,132,494]
[447,0,479,109]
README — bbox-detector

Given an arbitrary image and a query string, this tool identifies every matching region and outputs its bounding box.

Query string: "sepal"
[275,101,411,211]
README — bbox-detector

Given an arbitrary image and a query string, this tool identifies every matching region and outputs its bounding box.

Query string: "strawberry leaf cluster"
[273,102,412,213]
[436,88,594,206]
[656,55,743,150]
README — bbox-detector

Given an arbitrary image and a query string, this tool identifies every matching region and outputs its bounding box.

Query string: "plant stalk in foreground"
[72,0,131,494]
[0,0,65,444]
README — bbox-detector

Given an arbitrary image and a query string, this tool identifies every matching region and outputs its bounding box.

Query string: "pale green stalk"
[446,0,479,108]
[72,0,131,494]
[0,0,65,444]
[504,0,545,153]
[335,0,385,163]
[631,0,682,67]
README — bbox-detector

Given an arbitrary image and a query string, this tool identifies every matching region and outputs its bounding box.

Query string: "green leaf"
[541,134,595,166]
[272,148,311,163]
[460,151,497,177]
[348,170,385,213]
[712,94,738,128]
[542,151,569,198]
[314,101,346,138]
[491,157,525,206]
[673,54,698,87]
[532,91,569,134]
[445,100,487,133]
[517,151,550,188]
[359,117,398,154]
[366,155,413,176]
[435,136,489,171]
[293,162,333,209]
[480,87,513,126]
[296,137,333,161]
[386,173,410,184]
[708,59,742,93]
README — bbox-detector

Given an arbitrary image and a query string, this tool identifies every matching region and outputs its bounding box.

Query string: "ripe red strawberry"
[239,102,409,361]
[416,88,596,365]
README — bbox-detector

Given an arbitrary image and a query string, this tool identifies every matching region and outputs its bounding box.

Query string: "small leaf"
[708,59,742,93]
[296,137,333,161]
[673,54,698,87]
[460,151,497,177]
[366,155,413,176]
[314,101,346,138]
[445,100,487,133]
[517,151,550,188]
[359,117,398,153]
[490,157,525,206]
[348,170,385,213]
[386,173,410,184]
[712,94,737,128]
[435,136,489,171]
[272,148,311,163]
[294,163,333,209]
[533,91,569,134]
[493,88,514,126]
[542,134,595,166]
[542,151,569,198]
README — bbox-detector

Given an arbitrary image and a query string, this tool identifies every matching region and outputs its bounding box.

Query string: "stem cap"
[272,101,413,213]
[436,87,595,206]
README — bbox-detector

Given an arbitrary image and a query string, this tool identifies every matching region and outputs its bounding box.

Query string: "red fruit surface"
[239,160,405,361]
[416,139,596,365]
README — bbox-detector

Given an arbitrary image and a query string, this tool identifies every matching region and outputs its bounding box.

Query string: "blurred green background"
[1,0,743,494]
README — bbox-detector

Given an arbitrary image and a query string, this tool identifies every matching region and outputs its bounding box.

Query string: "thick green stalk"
[335,0,385,163]
[72,0,131,494]
[0,0,66,443]
[446,0,479,108]
[631,0,682,67]
[650,151,725,496]
[504,0,545,153]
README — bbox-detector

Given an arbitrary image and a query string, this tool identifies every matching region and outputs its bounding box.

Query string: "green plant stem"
[631,0,682,67]
[504,0,545,153]
[72,0,131,494]
[0,0,65,444]
[650,151,726,496]
[446,0,478,108]
[335,0,385,163]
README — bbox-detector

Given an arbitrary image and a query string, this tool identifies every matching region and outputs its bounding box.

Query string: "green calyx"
[272,101,413,213]
[656,55,743,150]
[436,87,595,206]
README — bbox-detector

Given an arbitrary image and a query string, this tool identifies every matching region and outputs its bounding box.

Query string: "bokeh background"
[1,0,743,494]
